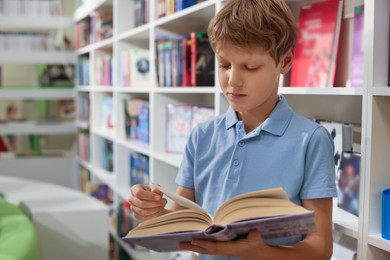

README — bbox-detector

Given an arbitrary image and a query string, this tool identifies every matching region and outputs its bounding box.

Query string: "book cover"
[318,120,354,182]
[37,64,75,87]
[190,32,215,87]
[165,104,192,153]
[0,100,23,121]
[124,99,148,140]
[350,5,364,88]
[129,153,150,186]
[290,0,343,87]
[123,185,316,252]
[337,151,361,216]
[130,49,151,88]
[191,105,214,129]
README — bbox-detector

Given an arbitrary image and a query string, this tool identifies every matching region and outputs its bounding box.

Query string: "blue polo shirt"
[175,95,337,259]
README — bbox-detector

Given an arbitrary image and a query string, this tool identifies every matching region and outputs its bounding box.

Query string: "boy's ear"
[280,48,294,74]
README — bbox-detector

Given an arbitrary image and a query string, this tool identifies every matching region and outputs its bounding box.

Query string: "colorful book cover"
[290,0,343,87]
[129,153,150,186]
[190,32,215,87]
[350,5,364,88]
[191,106,214,129]
[337,152,361,216]
[166,104,192,153]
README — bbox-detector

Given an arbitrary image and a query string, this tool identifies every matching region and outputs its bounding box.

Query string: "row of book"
[77,94,90,122]
[157,0,206,18]
[77,130,90,162]
[0,0,63,16]
[1,64,75,88]
[0,134,74,157]
[75,1,367,89]
[0,99,74,122]
[119,49,150,88]
[95,54,113,86]
[75,10,113,49]
[0,32,55,52]
[289,0,364,88]
[77,55,90,86]
[156,32,214,87]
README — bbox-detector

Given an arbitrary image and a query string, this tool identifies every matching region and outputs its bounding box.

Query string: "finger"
[129,195,166,209]
[151,187,164,197]
[131,184,162,202]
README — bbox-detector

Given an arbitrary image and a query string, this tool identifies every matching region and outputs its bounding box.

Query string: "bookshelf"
[74,0,390,259]
[0,0,77,188]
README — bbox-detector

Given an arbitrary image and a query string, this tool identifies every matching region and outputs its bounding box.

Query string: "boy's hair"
[208,0,298,63]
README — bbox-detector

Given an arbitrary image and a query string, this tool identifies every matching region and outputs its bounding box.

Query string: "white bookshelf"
[74,0,390,259]
[0,0,77,189]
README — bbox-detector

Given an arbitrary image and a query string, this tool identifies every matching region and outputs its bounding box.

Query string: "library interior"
[0,0,389,260]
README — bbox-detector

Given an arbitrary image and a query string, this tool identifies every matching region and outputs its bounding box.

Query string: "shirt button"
[238,140,245,147]
[233,160,239,166]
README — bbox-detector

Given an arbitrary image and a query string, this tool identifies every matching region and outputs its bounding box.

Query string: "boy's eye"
[218,64,231,70]
[245,66,259,71]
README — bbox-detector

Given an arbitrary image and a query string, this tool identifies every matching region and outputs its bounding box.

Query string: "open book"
[123,184,316,252]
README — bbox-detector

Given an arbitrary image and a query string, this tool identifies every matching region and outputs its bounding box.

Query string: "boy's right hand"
[128,184,168,220]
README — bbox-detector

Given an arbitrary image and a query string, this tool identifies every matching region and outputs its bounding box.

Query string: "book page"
[151,182,207,214]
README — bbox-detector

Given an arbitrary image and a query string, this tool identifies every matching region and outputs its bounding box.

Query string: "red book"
[290,0,343,87]
[190,32,197,87]
[182,38,191,87]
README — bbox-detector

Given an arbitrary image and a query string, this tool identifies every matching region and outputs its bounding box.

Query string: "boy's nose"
[228,68,243,88]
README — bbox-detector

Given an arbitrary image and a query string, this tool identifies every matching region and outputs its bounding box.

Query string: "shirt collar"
[225,95,293,136]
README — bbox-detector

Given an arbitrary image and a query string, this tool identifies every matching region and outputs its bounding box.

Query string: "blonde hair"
[208,0,297,63]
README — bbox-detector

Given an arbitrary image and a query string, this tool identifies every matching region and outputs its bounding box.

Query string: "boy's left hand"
[179,230,268,260]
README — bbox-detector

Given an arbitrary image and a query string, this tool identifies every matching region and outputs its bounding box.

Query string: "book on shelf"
[0,100,23,121]
[101,138,113,172]
[349,5,364,88]
[123,184,316,252]
[80,166,91,193]
[100,95,114,130]
[317,120,353,183]
[124,99,149,143]
[337,151,361,217]
[77,55,90,86]
[155,32,214,87]
[37,64,75,88]
[134,0,149,27]
[77,130,90,162]
[190,32,215,87]
[89,182,113,206]
[166,104,193,153]
[166,104,214,153]
[129,153,150,186]
[290,0,343,87]
[130,49,151,88]
[95,54,113,86]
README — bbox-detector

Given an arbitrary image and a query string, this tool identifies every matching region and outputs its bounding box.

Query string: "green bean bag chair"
[0,197,40,260]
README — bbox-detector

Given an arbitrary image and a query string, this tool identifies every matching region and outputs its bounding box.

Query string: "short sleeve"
[300,126,338,199]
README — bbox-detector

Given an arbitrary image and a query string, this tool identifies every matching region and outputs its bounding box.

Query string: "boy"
[129,0,337,259]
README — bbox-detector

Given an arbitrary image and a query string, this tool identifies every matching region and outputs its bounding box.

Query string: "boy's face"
[216,42,293,117]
